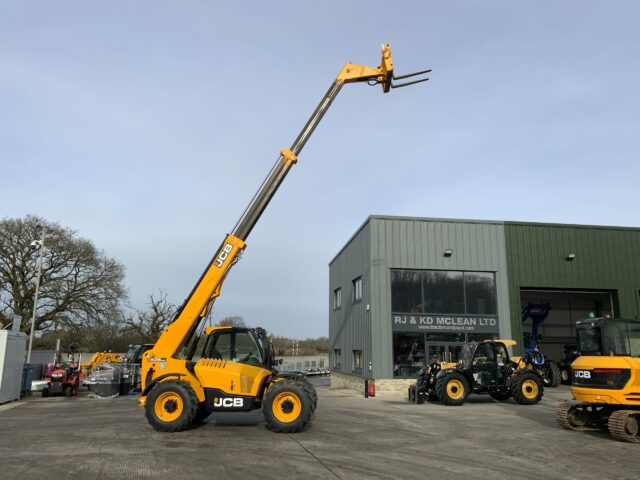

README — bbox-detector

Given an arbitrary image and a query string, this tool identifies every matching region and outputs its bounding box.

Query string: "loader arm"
[148,44,430,364]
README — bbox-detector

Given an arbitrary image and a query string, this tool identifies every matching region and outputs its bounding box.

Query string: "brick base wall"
[330,371,414,398]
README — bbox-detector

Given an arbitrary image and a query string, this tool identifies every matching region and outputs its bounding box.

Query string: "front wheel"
[262,380,314,433]
[144,380,198,432]
[512,372,544,405]
[435,373,469,406]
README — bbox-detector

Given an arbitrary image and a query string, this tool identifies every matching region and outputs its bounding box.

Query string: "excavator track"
[608,410,640,443]
[555,401,599,431]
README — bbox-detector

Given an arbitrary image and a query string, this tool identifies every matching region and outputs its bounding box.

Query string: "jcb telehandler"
[408,340,544,406]
[556,316,640,443]
[138,45,430,433]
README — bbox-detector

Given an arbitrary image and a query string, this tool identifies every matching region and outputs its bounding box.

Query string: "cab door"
[471,343,498,387]
[494,342,510,386]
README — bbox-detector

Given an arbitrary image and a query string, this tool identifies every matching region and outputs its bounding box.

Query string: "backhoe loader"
[556,316,640,443]
[138,45,430,433]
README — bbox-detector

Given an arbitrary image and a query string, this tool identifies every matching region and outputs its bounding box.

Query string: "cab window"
[494,343,508,366]
[473,343,495,363]
[204,330,262,365]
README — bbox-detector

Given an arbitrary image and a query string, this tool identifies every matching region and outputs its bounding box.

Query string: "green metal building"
[329,216,640,394]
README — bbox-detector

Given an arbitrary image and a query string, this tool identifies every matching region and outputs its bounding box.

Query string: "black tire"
[490,390,512,402]
[295,379,318,412]
[42,388,49,397]
[191,403,211,425]
[64,386,72,398]
[560,367,571,385]
[543,362,561,388]
[262,380,314,433]
[512,372,544,405]
[144,380,198,432]
[408,385,416,402]
[435,373,469,406]
[274,374,317,411]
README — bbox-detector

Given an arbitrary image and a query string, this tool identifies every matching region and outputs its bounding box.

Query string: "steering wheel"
[239,351,261,365]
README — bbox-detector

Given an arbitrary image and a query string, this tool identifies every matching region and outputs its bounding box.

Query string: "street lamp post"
[26,226,46,363]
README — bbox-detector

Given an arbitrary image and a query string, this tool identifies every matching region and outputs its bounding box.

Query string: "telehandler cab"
[139,45,430,433]
[556,317,640,443]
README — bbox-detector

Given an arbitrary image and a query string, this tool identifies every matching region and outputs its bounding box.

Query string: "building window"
[352,276,363,302]
[333,287,342,310]
[333,349,342,369]
[353,350,363,372]
[391,269,497,315]
[392,332,425,377]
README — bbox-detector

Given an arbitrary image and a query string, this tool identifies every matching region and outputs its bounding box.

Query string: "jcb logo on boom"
[214,243,233,268]
[575,370,591,379]
[213,397,243,408]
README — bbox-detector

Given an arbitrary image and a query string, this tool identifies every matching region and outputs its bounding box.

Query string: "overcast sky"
[1,1,639,338]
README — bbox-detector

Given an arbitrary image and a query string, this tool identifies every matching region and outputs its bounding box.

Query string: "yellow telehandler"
[556,316,640,443]
[138,45,430,433]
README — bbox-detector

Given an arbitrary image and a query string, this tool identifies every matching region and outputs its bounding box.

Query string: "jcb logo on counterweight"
[214,243,233,267]
[213,398,243,407]
[575,370,591,379]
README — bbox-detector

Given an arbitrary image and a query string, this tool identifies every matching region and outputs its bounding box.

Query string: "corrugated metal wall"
[329,221,372,377]
[330,216,640,377]
[369,217,511,378]
[505,222,640,349]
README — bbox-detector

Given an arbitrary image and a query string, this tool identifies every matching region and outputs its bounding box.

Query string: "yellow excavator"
[556,316,640,443]
[138,45,430,433]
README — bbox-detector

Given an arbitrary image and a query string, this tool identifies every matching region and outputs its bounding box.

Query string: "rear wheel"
[262,380,313,433]
[435,373,469,406]
[543,362,561,388]
[512,372,544,405]
[145,380,198,432]
[64,386,72,398]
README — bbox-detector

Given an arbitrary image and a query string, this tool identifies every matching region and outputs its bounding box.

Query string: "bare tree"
[121,290,176,343]
[216,316,247,328]
[0,215,127,332]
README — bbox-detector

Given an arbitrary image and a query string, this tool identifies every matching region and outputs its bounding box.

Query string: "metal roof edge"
[328,216,373,266]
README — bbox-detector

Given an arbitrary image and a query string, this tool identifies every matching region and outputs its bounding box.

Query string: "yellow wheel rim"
[522,379,539,400]
[446,379,465,400]
[154,392,184,422]
[272,392,302,423]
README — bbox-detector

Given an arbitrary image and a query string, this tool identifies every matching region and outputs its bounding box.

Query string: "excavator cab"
[556,317,640,443]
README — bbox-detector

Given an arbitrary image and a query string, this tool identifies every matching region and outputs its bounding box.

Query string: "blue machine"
[521,303,551,366]
[521,302,561,387]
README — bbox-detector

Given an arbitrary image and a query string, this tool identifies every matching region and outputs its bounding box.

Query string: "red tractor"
[42,362,80,397]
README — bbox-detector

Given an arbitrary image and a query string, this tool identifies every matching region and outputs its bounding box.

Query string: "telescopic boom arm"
[153,44,430,358]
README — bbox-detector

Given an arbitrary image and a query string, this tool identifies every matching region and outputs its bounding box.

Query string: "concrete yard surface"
[0,384,636,480]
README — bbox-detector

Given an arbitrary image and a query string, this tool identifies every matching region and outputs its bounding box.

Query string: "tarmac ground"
[0,379,637,480]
